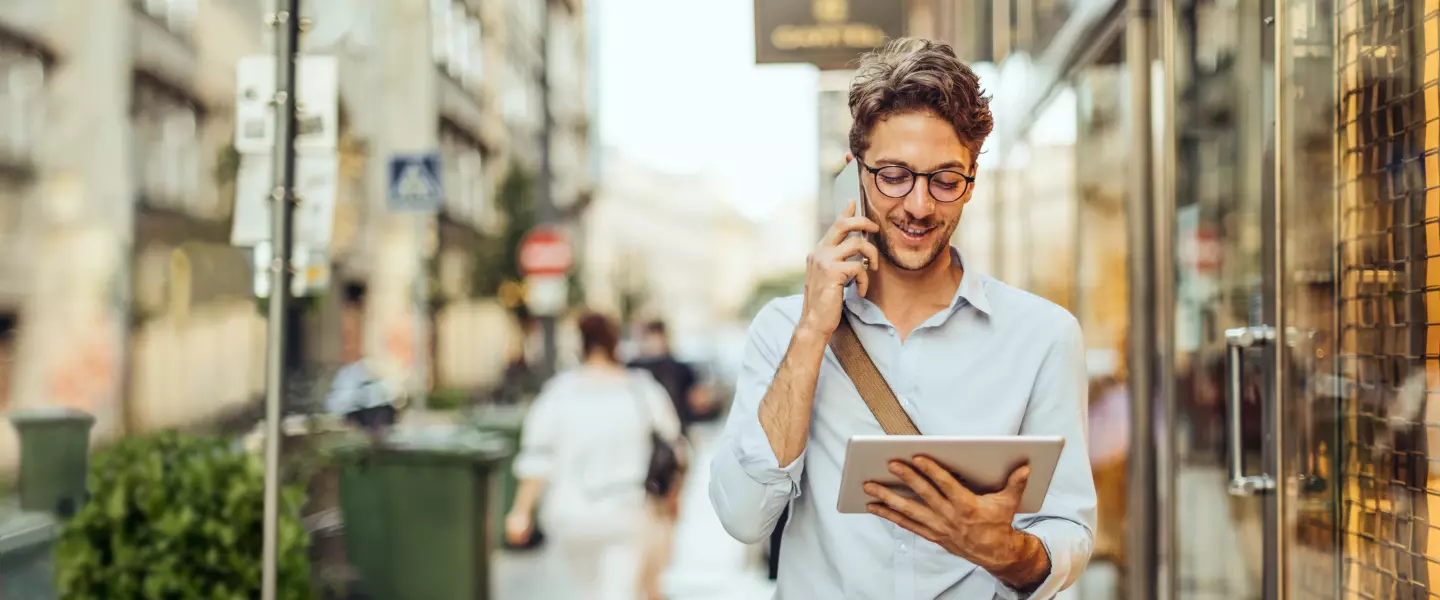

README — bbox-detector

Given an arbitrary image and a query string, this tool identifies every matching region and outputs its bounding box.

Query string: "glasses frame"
[857,159,975,203]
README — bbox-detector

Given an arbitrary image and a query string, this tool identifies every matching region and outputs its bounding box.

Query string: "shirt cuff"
[993,520,1078,600]
[512,451,553,480]
[733,407,805,492]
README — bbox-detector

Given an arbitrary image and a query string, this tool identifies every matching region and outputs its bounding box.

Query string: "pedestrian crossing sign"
[387,153,444,212]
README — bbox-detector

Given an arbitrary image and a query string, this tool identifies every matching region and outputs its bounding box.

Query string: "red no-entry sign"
[518,226,572,277]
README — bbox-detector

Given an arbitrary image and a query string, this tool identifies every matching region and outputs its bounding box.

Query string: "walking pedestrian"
[627,319,705,597]
[506,312,684,600]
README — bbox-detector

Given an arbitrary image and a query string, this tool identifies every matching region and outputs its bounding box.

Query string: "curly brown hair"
[848,38,994,162]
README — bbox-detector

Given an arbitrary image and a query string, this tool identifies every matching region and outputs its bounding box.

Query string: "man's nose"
[902,179,937,219]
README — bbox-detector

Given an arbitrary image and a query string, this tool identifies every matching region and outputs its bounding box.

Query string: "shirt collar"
[950,247,992,315]
[844,246,991,325]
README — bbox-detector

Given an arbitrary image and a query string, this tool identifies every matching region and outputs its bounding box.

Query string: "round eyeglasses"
[858,160,975,203]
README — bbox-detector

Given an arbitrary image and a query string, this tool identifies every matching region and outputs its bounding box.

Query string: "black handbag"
[630,376,684,497]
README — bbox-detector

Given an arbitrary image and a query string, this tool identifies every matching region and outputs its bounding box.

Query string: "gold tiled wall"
[1337,0,1440,595]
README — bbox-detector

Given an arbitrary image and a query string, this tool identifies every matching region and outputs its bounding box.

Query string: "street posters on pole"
[234,55,340,154]
[252,243,331,298]
[230,153,339,251]
[524,275,569,317]
[232,54,340,300]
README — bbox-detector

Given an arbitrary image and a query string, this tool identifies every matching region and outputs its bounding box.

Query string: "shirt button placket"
[894,533,916,599]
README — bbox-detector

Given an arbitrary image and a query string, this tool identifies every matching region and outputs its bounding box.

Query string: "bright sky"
[591,0,819,220]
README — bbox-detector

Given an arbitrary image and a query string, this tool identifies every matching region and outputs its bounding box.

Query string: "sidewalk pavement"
[493,422,776,599]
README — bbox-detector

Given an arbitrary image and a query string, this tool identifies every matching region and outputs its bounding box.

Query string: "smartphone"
[833,160,867,282]
[834,159,864,223]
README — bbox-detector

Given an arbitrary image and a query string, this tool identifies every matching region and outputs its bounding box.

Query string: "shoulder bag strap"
[828,314,922,436]
[625,372,658,435]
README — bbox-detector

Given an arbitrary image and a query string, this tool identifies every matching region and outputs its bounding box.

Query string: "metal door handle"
[1225,326,1277,497]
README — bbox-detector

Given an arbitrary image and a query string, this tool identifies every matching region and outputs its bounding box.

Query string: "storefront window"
[0,45,44,160]
[1022,85,1079,310]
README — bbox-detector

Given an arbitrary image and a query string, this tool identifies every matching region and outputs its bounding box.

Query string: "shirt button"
[898,542,909,552]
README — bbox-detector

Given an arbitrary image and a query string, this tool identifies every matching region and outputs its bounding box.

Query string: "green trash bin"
[337,426,512,600]
[8,407,95,518]
[0,512,59,600]
[470,404,530,549]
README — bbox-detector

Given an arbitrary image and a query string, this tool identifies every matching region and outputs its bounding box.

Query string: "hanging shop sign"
[754,0,905,69]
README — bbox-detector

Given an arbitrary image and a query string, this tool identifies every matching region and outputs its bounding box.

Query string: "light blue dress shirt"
[709,253,1097,599]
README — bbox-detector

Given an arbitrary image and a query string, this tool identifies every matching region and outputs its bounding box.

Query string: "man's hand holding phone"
[799,199,879,338]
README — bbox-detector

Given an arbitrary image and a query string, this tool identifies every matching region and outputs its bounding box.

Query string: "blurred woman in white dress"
[505,312,683,600]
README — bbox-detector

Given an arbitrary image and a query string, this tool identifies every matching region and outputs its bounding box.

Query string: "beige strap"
[829,315,921,436]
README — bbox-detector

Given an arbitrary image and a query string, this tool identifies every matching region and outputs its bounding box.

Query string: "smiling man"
[708,38,1096,599]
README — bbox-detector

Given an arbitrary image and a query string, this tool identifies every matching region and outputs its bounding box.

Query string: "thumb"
[1004,465,1031,499]
[845,152,855,164]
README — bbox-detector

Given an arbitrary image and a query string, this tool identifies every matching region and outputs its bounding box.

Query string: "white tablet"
[836,435,1065,515]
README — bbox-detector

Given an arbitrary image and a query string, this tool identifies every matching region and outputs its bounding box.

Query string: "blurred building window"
[520,0,543,52]
[447,2,468,81]
[548,14,577,118]
[430,0,452,65]
[466,15,484,90]
[432,0,484,92]
[458,147,482,220]
[502,61,534,130]
[440,127,485,225]
[0,46,44,161]
[134,82,201,209]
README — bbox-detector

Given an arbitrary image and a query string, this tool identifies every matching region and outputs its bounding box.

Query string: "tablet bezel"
[836,435,1065,515]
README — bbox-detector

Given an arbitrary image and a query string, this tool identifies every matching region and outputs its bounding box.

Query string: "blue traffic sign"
[387,153,443,212]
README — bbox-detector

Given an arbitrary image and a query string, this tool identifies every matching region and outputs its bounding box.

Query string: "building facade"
[0,0,594,467]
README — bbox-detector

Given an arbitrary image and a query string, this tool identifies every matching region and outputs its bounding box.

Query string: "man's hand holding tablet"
[837,435,1065,589]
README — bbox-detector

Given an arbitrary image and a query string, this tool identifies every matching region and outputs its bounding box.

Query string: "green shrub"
[55,431,314,600]
[427,389,471,412]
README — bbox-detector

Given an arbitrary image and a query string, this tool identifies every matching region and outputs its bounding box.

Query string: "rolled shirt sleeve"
[512,380,564,480]
[709,300,806,545]
[996,315,1098,600]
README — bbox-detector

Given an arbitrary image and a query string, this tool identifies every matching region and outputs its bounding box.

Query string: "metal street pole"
[261,0,301,598]
[537,0,558,379]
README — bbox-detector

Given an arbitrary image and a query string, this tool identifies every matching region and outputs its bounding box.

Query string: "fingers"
[823,218,879,246]
[858,235,880,267]
[866,503,943,544]
[1003,465,1032,503]
[823,207,880,245]
[835,261,868,285]
[863,482,948,533]
[835,235,881,268]
[855,269,870,297]
[888,460,948,508]
[909,456,975,503]
[504,517,531,545]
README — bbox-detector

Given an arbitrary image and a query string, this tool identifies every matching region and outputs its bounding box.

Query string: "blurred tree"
[615,252,650,324]
[471,163,587,318]
[472,165,538,319]
[214,144,240,187]
[566,264,587,309]
[739,270,806,319]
